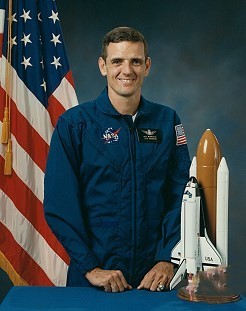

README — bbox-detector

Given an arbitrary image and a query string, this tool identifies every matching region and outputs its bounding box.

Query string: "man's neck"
[108,92,140,116]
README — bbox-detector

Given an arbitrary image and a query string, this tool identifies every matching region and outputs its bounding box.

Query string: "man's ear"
[144,57,151,77]
[98,57,107,76]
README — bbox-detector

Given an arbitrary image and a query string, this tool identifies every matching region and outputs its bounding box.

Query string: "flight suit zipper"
[128,120,137,285]
[121,115,137,284]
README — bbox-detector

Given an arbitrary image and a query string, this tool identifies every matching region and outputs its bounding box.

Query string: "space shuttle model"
[170,129,229,290]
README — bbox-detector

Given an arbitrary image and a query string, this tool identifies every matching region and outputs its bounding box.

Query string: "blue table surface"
[0,286,245,311]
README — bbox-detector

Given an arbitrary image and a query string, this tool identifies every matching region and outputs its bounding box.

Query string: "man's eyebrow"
[132,57,144,61]
[110,57,123,62]
[110,57,144,62]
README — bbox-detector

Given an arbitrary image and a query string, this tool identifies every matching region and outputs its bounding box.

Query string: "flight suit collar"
[97,87,151,117]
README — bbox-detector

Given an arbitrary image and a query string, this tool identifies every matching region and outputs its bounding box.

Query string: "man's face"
[98,41,151,101]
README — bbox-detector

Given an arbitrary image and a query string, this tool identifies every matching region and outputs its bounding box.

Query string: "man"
[44,27,191,292]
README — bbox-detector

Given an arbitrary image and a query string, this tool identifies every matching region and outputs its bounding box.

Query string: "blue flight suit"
[44,88,191,287]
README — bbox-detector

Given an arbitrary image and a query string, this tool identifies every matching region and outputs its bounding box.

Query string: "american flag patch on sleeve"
[175,124,187,146]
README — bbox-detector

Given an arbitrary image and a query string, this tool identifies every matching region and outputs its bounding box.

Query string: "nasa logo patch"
[102,127,121,144]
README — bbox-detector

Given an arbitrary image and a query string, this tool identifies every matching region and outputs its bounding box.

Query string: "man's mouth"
[118,78,134,83]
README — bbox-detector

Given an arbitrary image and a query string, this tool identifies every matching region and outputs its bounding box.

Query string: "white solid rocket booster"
[216,157,229,266]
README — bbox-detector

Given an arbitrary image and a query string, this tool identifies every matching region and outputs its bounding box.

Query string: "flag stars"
[9,13,17,23]
[51,33,61,46]
[38,12,42,22]
[10,36,17,47]
[20,9,32,23]
[51,56,62,69]
[21,33,32,46]
[49,10,59,24]
[21,56,32,69]
[40,79,46,92]
[40,59,44,69]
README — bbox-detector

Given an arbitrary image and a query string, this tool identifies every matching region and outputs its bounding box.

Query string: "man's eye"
[132,59,143,65]
[112,59,121,65]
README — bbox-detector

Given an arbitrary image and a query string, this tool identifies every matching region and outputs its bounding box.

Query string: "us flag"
[175,124,187,146]
[0,0,78,285]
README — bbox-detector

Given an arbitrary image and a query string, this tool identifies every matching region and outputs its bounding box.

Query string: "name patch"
[137,128,162,143]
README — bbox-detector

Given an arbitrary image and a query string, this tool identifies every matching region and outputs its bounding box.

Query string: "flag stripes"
[0,223,53,285]
[0,56,54,145]
[47,94,66,128]
[0,191,68,286]
[0,88,49,172]
[0,0,78,286]
[0,135,44,202]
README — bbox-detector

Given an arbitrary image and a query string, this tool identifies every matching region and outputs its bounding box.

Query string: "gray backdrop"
[1,0,245,302]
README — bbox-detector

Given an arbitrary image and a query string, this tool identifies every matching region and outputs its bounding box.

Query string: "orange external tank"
[196,129,222,245]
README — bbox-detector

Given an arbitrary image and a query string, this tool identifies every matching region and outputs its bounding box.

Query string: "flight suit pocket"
[88,218,120,264]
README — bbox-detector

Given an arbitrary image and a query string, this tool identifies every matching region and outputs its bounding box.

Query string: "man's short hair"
[101,26,148,61]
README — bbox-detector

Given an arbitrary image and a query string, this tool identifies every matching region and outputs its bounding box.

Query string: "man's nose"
[122,61,133,74]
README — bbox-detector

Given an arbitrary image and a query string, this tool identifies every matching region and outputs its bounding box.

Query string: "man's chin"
[117,87,139,97]
[108,85,141,99]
